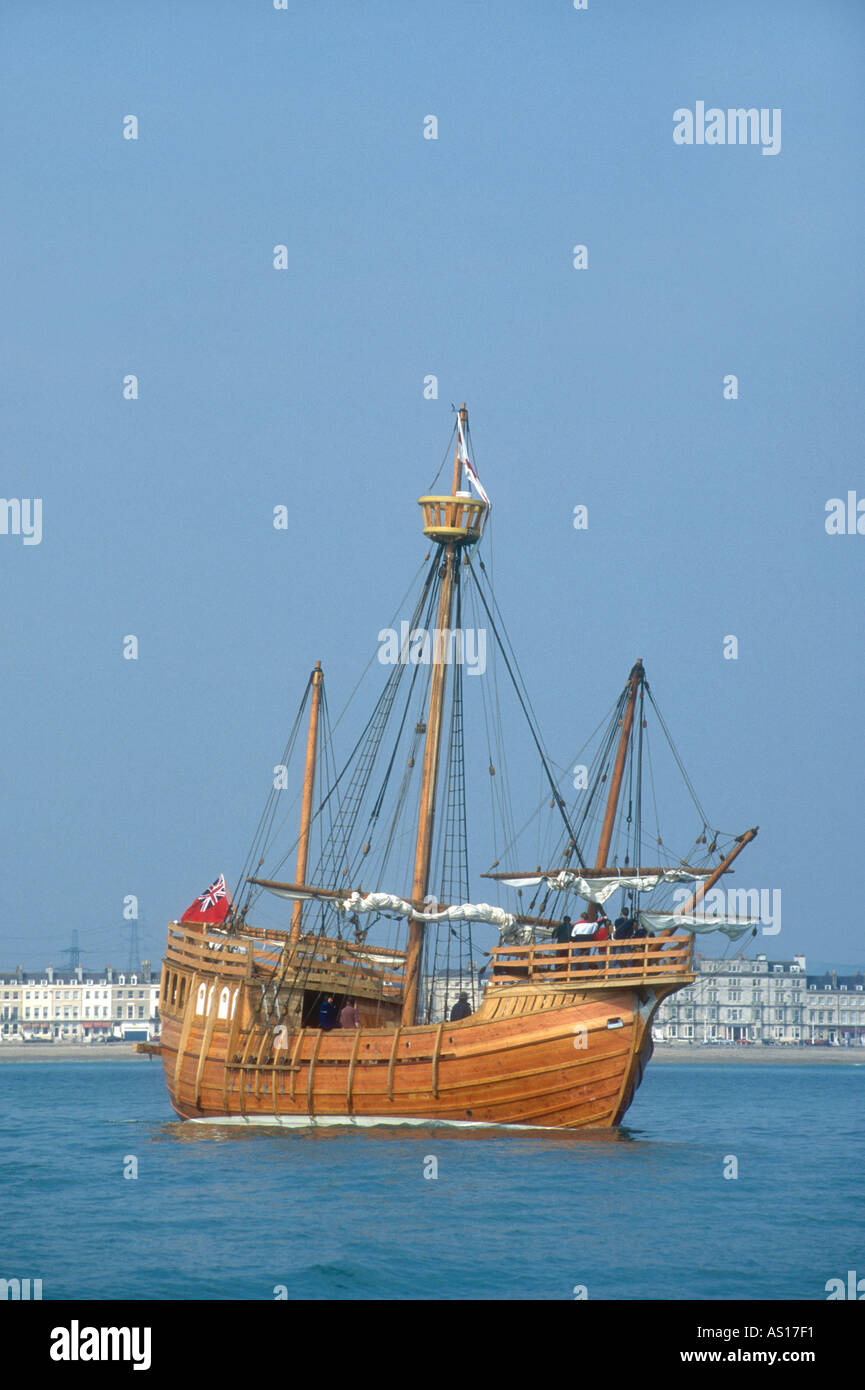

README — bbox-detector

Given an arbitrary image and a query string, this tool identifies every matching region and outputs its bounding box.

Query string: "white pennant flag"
[457,416,491,514]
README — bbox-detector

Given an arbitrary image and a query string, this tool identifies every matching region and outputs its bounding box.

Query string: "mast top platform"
[418,401,487,546]
[418,494,485,545]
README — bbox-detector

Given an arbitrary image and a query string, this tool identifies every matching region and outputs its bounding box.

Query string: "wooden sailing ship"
[142,406,759,1130]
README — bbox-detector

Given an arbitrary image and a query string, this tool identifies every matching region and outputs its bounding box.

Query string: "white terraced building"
[0,962,160,1042]
[654,953,865,1046]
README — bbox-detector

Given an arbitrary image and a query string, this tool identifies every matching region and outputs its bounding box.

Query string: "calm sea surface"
[2,1059,862,1300]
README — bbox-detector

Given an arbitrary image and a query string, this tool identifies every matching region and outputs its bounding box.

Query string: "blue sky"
[1,0,863,973]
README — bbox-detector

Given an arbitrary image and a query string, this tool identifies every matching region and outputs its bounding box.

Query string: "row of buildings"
[2,952,864,1047]
[0,962,160,1043]
[653,953,865,1046]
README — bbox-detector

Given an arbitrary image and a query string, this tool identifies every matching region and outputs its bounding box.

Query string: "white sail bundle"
[498,868,698,904]
[639,911,758,941]
[338,890,516,929]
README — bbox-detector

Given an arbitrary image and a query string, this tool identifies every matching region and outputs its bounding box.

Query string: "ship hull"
[146,923,692,1131]
[157,982,669,1130]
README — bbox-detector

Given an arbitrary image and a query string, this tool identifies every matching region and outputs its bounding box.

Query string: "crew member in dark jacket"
[450,992,472,1021]
[318,995,338,1031]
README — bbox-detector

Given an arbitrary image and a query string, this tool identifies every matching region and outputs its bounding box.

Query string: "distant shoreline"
[0,1044,141,1062]
[653,1045,863,1065]
[0,1042,862,1066]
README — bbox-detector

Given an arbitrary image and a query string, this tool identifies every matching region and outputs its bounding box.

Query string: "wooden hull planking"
[147,925,693,1131]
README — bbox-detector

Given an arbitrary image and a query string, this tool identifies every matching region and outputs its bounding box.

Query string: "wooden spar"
[402,546,456,1022]
[452,402,467,494]
[247,878,564,929]
[588,660,644,919]
[481,864,724,882]
[248,877,342,900]
[289,661,323,944]
[401,405,467,1026]
[661,827,759,929]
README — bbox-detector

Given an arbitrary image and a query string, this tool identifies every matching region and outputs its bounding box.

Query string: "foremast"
[402,404,486,1025]
[588,659,644,919]
[289,661,324,943]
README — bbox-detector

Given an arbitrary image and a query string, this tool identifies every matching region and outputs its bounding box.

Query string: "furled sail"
[496,868,700,903]
[639,911,757,941]
[253,879,517,929]
[339,891,516,929]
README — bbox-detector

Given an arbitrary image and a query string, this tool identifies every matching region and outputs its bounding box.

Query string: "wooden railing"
[488,935,694,986]
[164,924,406,999]
[275,936,406,999]
[418,494,486,544]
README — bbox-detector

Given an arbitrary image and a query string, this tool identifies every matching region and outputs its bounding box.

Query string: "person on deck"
[339,999,360,1029]
[592,916,612,970]
[553,915,572,972]
[569,911,597,972]
[554,915,573,944]
[450,992,472,1021]
[613,912,636,940]
[612,911,636,968]
[570,912,597,940]
[318,996,338,1031]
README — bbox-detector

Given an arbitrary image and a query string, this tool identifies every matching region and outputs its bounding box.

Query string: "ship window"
[179,977,187,1007]
[230,988,238,1018]
[195,983,207,1015]
[170,975,177,1007]
[218,987,230,1020]
[206,985,215,1015]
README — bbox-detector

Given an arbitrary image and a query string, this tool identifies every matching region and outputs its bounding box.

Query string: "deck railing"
[488,934,694,986]
[164,923,407,998]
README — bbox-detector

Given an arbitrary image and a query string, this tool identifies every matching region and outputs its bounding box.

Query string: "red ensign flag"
[180,873,232,925]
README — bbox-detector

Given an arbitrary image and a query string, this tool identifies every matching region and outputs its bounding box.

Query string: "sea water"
[1,1059,861,1300]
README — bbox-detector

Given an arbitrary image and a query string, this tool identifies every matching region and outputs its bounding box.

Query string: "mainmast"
[402,405,486,1025]
[289,661,323,944]
[588,659,644,919]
